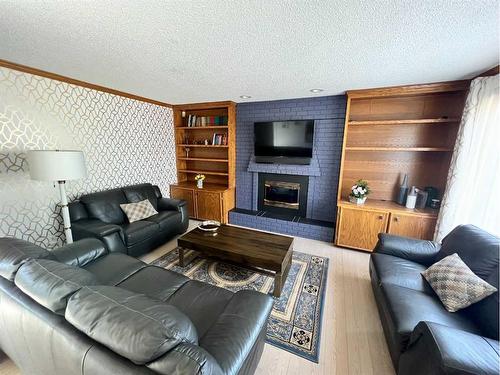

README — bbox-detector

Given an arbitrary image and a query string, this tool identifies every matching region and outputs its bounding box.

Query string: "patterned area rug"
[150,247,328,363]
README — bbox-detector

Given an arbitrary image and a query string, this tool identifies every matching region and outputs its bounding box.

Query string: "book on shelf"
[211,133,228,145]
[186,115,228,127]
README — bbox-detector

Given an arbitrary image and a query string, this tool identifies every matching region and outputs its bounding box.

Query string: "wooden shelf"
[176,126,228,130]
[178,157,228,163]
[338,199,439,218]
[178,169,229,176]
[345,147,453,152]
[348,118,460,126]
[177,144,229,148]
[171,180,229,192]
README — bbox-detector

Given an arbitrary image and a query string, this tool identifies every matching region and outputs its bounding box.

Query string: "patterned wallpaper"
[0,67,176,249]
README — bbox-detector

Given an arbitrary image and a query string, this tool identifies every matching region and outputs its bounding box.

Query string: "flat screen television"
[254,120,314,164]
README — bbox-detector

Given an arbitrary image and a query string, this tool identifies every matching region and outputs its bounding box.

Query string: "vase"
[197,180,203,189]
[349,196,367,205]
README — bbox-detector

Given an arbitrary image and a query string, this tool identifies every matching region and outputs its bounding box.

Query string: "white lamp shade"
[27,150,87,181]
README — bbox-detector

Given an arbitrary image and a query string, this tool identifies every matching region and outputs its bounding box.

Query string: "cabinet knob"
[394,216,399,222]
[378,215,384,220]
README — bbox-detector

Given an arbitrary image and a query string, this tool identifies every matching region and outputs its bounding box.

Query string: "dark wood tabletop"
[177,224,293,272]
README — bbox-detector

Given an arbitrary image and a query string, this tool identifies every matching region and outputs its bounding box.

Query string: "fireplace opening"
[258,173,308,217]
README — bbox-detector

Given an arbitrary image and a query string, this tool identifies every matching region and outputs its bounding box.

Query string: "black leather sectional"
[370,225,500,375]
[0,237,273,375]
[69,183,189,256]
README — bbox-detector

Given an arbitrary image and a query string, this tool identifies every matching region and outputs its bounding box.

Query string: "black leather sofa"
[69,183,188,257]
[0,237,273,375]
[370,224,499,375]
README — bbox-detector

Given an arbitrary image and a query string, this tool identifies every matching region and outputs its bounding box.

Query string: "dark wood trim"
[347,80,470,98]
[0,59,172,108]
[173,101,236,110]
[474,65,499,79]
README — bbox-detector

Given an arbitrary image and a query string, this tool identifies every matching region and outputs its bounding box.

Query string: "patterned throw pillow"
[120,199,158,223]
[422,253,497,312]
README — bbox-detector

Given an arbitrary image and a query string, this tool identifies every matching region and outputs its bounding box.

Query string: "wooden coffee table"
[177,224,294,297]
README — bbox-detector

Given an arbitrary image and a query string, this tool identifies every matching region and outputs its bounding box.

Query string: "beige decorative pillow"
[120,199,158,223]
[422,253,497,312]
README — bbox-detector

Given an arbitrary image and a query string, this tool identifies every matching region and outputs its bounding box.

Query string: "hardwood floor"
[0,221,394,375]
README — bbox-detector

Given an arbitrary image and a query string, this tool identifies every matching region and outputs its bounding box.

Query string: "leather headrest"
[15,258,97,315]
[66,286,198,364]
[0,237,55,281]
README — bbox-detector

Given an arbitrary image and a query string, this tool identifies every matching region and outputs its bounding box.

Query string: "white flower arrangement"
[349,179,370,199]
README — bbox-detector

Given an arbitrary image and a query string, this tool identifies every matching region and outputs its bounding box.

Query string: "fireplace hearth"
[258,173,308,217]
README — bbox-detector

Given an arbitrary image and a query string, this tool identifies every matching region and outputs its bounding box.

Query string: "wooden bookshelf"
[170,101,236,223]
[335,80,469,251]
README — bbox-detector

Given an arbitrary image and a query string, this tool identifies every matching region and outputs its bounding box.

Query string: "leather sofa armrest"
[71,219,126,253]
[157,197,187,212]
[147,343,223,375]
[51,238,108,267]
[399,321,500,375]
[199,290,273,375]
[374,233,441,266]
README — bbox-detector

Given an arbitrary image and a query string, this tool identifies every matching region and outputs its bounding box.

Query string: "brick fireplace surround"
[229,95,346,241]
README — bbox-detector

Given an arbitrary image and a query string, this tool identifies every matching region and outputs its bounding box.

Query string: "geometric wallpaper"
[0,67,176,249]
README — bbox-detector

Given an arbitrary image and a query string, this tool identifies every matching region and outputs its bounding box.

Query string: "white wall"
[0,67,176,248]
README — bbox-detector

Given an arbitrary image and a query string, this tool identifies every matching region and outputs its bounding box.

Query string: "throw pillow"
[120,199,158,223]
[422,253,497,312]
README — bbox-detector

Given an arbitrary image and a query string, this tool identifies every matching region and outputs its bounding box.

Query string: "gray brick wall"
[234,95,346,223]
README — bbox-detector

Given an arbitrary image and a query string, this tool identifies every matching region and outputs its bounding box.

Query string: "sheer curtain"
[435,74,500,241]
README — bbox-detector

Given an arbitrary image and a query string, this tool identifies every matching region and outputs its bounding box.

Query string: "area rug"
[150,247,328,363]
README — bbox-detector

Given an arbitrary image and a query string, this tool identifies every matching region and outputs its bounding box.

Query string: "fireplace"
[258,173,308,217]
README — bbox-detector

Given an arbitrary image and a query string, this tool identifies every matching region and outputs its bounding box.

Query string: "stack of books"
[212,133,228,145]
[187,115,228,127]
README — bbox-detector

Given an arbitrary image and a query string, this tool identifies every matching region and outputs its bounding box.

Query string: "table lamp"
[27,150,87,243]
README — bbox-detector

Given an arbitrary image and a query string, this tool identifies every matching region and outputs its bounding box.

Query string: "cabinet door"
[170,187,195,217]
[387,213,437,240]
[336,207,389,251]
[196,191,222,222]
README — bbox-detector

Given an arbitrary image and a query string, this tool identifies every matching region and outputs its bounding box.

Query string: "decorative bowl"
[198,220,221,232]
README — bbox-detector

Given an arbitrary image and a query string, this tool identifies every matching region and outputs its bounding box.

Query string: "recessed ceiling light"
[310,89,324,93]
[239,95,252,99]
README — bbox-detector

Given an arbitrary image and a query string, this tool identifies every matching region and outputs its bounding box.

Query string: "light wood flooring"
[0,221,394,375]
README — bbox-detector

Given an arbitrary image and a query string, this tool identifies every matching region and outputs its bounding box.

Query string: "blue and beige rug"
[150,248,328,363]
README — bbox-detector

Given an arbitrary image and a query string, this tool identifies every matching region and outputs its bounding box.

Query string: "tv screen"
[254,120,314,162]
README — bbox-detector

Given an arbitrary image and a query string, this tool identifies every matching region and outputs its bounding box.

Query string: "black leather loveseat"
[0,237,273,375]
[69,183,188,257]
[370,224,499,375]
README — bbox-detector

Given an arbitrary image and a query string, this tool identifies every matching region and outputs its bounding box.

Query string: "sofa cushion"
[379,284,482,354]
[145,211,182,232]
[438,224,499,281]
[167,280,233,338]
[122,221,159,246]
[122,183,159,210]
[371,253,434,294]
[80,188,128,224]
[66,286,198,365]
[120,199,158,223]
[422,253,497,312]
[14,259,97,315]
[117,265,190,301]
[0,237,55,281]
[83,252,146,285]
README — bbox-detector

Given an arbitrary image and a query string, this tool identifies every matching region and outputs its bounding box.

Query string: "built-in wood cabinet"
[336,207,389,251]
[336,202,439,251]
[170,101,236,223]
[335,81,469,252]
[387,213,437,240]
[170,182,235,223]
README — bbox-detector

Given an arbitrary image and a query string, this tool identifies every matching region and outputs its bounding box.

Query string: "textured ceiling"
[0,1,498,104]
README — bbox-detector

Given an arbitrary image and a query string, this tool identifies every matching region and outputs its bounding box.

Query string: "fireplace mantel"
[246,156,321,177]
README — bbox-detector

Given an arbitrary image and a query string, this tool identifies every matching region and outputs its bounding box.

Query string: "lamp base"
[58,181,73,244]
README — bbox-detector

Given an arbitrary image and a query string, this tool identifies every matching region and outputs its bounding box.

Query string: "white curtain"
[435,74,500,241]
